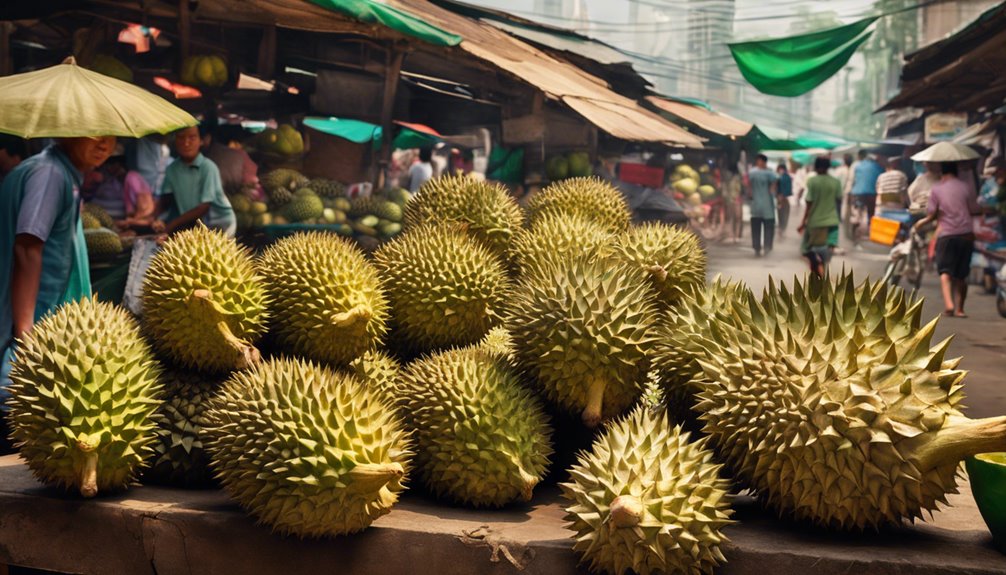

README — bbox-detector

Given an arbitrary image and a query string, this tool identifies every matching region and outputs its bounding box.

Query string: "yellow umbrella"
[0,57,197,138]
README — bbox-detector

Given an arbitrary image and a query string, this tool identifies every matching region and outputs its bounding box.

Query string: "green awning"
[303,116,441,150]
[747,126,848,151]
[729,17,877,97]
[308,0,462,47]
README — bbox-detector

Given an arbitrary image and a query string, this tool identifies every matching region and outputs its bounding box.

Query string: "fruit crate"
[869,216,902,246]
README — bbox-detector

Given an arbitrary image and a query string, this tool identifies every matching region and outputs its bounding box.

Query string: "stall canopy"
[645,96,753,138]
[881,2,1006,112]
[307,0,461,46]
[747,126,848,151]
[304,116,442,149]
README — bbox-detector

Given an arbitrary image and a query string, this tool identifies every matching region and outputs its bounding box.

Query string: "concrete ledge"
[0,455,1002,575]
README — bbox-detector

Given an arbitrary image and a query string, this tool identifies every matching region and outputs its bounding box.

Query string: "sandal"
[942,309,954,317]
[954,311,968,318]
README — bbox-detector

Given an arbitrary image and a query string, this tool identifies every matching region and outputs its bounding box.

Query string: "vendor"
[83,145,156,229]
[203,123,260,198]
[151,126,236,237]
[0,136,115,437]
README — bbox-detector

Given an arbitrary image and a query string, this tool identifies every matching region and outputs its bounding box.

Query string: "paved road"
[704,209,1006,419]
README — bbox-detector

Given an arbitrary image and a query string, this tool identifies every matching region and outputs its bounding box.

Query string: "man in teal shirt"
[0,136,115,449]
[747,154,778,257]
[152,126,236,236]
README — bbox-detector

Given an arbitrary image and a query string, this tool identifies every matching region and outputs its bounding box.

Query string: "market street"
[707,207,1006,420]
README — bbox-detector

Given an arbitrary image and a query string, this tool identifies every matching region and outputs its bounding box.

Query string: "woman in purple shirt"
[913,162,981,317]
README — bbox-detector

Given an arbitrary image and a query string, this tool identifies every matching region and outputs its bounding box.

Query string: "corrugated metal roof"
[646,96,752,138]
[388,0,703,146]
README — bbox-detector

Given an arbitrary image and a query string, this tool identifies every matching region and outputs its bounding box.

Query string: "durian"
[510,212,614,276]
[282,191,323,222]
[258,232,387,367]
[7,298,163,497]
[261,168,308,205]
[615,223,706,306]
[373,224,509,353]
[508,253,658,427]
[477,326,515,363]
[145,368,220,488]
[562,402,732,575]
[526,177,631,234]
[142,225,268,374]
[404,174,523,260]
[308,178,344,199]
[84,227,123,256]
[347,350,401,393]
[82,203,115,229]
[205,358,411,537]
[397,347,552,507]
[81,211,101,230]
[689,272,1006,529]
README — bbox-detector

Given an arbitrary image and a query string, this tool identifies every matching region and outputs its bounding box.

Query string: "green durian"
[347,349,401,393]
[205,358,411,537]
[373,224,509,354]
[258,232,387,367]
[282,192,324,223]
[510,212,615,276]
[689,272,1006,530]
[145,368,220,488]
[142,225,268,374]
[476,326,515,363]
[7,298,163,497]
[81,211,101,230]
[508,253,658,427]
[614,223,706,306]
[404,174,523,260]
[526,177,631,234]
[308,178,344,198]
[348,196,381,218]
[397,347,552,507]
[82,203,115,229]
[261,168,308,206]
[562,402,732,575]
[374,200,403,223]
[84,227,123,256]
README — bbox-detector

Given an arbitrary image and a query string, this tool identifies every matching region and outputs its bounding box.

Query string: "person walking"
[847,150,884,243]
[876,157,909,208]
[908,162,940,210]
[912,162,981,317]
[747,154,778,257]
[798,157,842,277]
[408,147,434,193]
[776,163,793,238]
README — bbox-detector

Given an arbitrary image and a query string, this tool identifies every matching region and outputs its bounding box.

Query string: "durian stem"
[345,462,404,493]
[189,289,260,369]
[77,443,99,498]
[517,468,538,502]
[911,415,1006,471]
[647,264,669,282]
[609,495,643,529]
[332,305,371,329]
[582,378,606,428]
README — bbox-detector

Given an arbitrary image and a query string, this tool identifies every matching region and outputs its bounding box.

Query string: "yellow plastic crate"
[869,216,901,246]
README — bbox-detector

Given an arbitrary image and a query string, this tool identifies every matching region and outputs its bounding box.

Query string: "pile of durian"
[7,173,1005,574]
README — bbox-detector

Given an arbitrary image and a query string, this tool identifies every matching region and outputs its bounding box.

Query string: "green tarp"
[303,116,441,150]
[308,0,462,47]
[729,17,877,97]
[747,126,848,151]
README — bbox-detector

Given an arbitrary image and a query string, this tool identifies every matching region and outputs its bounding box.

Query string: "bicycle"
[881,227,926,291]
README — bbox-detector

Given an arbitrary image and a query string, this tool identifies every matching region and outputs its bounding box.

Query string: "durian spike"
[76,441,99,498]
[582,377,607,428]
[647,264,669,282]
[609,494,644,528]
[332,304,372,328]
[344,462,405,493]
[909,415,1006,471]
[188,289,260,369]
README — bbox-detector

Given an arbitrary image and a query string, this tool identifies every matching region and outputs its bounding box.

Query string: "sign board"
[924,113,968,143]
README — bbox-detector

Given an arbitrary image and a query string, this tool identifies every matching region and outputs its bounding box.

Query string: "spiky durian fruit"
[373,224,509,353]
[81,211,101,230]
[205,358,411,537]
[689,272,1006,530]
[510,212,615,276]
[282,191,323,222]
[653,278,752,401]
[258,232,387,367]
[404,174,523,260]
[82,203,115,229]
[309,178,344,199]
[526,177,631,234]
[348,350,401,393]
[143,225,268,374]
[145,368,220,488]
[614,223,706,306]
[84,228,123,256]
[261,168,308,205]
[561,403,733,575]
[7,298,162,497]
[509,253,658,427]
[477,326,515,363]
[398,347,552,507]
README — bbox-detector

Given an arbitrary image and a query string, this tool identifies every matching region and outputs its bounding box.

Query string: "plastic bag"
[123,237,159,316]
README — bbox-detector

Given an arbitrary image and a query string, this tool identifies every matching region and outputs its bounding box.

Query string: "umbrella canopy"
[911,141,980,162]
[0,57,197,138]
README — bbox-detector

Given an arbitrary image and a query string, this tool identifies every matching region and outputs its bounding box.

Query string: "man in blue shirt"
[748,154,778,257]
[848,149,884,223]
[0,136,116,449]
[151,126,236,236]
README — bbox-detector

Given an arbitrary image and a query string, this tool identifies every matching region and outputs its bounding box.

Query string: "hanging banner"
[924,113,969,143]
